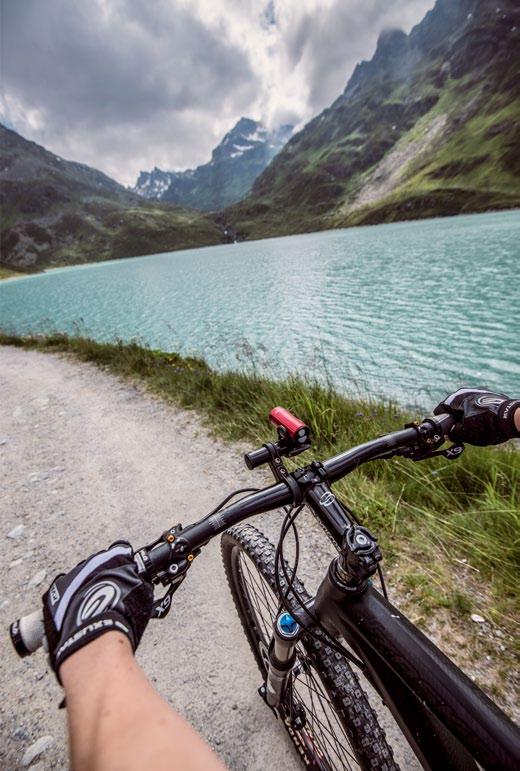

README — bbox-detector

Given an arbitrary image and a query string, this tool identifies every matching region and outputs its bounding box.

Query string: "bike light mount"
[244,408,311,471]
[269,407,311,449]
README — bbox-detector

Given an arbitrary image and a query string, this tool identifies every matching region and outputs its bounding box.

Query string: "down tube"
[320,585,520,770]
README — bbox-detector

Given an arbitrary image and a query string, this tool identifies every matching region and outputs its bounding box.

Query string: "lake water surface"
[1,210,519,407]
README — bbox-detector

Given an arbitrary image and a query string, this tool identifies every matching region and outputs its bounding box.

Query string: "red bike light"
[269,407,310,444]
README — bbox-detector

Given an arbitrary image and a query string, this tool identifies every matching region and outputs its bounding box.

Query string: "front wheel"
[221,524,398,771]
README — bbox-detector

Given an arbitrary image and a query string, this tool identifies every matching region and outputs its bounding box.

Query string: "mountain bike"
[11,406,520,770]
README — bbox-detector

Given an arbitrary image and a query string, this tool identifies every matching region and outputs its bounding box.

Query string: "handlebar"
[10,413,455,657]
[324,412,454,482]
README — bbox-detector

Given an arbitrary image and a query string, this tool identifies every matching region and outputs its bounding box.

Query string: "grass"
[1,191,225,272]
[1,331,518,632]
[0,266,25,280]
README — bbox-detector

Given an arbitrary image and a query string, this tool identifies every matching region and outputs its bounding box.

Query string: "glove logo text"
[49,583,60,606]
[76,581,121,625]
[475,396,503,408]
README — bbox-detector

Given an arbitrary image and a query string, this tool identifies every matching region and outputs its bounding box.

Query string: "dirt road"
[0,346,418,770]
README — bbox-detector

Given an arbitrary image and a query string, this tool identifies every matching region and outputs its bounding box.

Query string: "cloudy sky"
[1,0,434,186]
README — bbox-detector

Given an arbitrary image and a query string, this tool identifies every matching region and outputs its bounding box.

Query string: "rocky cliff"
[134,118,293,211]
[227,0,520,238]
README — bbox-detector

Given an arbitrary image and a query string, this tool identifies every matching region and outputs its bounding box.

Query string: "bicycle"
[11,406,520,770]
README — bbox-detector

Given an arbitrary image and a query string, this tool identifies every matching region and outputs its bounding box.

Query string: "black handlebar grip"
[10,611,45,657]
[244,446,270,470]
[428,412,456,437]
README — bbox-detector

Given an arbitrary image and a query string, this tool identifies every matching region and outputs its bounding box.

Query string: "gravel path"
[0,346,418,770]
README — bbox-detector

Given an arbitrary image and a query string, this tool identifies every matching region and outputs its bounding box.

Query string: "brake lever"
[151,574,186,619]
[403,443,465,462]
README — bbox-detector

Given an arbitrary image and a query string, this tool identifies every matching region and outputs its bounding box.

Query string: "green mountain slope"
[0,125,224,272]
[226,0,520,238]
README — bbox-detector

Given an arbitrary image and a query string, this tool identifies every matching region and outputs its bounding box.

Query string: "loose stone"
[12,726,30,741]
[21,736,54,767]
[7,524,26,540]
[28,569,47,589]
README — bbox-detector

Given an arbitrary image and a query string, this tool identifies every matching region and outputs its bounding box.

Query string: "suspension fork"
[259,597,318,713]
[262,609,308,709]
[262,519,384,711]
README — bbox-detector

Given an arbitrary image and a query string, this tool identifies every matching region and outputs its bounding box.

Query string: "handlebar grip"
[10,611,45,657]
[429,412,456,436]
[244,446,270,470]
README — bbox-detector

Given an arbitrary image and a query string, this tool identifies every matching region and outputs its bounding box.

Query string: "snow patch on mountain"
[133,118,293,208]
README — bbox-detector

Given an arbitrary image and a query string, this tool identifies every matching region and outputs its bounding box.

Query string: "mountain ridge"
[2,0,519,272]
[0,124,223,271]
[133,117,293,211]
[225,0,520,238]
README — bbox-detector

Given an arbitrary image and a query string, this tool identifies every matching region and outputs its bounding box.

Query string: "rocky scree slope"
[226,0,520,239]
[0,125,223,272]
[134,118,293,211]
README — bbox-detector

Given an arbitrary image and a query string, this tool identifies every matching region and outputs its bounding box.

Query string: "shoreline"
[2,206,519,282]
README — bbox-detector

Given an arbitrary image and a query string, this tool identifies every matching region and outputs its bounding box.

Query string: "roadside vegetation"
[1,332,518,711]
[0,267,22,280]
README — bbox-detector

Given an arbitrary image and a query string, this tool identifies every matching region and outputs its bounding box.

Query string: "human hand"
[433,388,520,446]
[42,541,153,680]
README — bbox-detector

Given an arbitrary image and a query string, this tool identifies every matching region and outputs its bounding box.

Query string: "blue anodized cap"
[277,611,300,638]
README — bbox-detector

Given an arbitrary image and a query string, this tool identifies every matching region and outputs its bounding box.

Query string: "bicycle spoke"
[240,554,276,621]
[290,693,346,771]
[230,537,377,771]
[305,666,355,756]
[239,556,276,639]
[292,660,359,768]
[292,680,357,770]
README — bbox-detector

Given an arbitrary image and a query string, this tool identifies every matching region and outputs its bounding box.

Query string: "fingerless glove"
[434,388,520,446]
[42,541,153,680]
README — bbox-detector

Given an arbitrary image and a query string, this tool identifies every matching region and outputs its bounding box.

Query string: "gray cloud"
[0,0,434,185]
[284,0,435,113]
[1,0,259,183]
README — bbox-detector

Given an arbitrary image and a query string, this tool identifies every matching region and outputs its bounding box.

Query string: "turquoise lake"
[1,210,519,408]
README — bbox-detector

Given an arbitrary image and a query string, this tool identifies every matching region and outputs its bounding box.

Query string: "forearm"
[515,407,520,432]
[60,632,226,771]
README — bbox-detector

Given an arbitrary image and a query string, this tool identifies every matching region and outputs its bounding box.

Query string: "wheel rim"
[237,549,362,771]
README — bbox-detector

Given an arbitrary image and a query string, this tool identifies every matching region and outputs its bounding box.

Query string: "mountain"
[134,118,293,211]
[226,0,520,238]
[0,124,223,271]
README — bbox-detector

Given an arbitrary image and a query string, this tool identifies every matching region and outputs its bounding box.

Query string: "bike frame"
[294,489,520,771]
[135,423,520,769]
